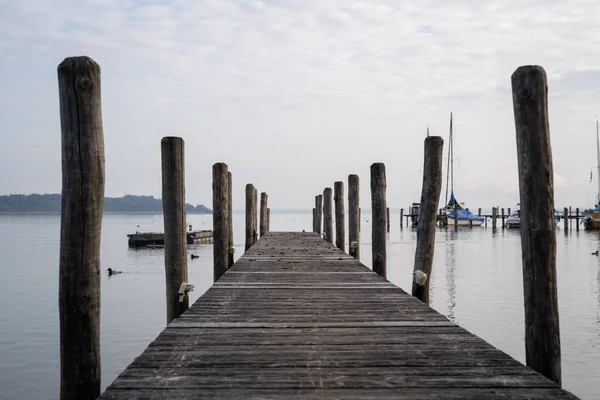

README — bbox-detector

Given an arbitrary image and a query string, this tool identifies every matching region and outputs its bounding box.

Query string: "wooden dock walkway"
[99,232,578,399]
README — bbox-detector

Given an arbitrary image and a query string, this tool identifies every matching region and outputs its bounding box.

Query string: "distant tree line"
[0,194,212,214]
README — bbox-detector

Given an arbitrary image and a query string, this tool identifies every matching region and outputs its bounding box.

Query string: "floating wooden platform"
[127,230,213,247]
[100,232,578,399]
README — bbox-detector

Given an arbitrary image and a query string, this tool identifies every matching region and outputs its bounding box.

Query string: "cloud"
[0,0,599,209]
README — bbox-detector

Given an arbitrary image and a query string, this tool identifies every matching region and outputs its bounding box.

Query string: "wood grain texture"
[212,163,229,282]
[58,56,104,400]
[412,136,443,304]
[348,174,360,260]
[371,163,387,278]
[99,232,577,400]
[323,188,333,243]
[245,184,257,251]
[512,65,561,385]
[334,181,345,251]
[315,194,323,235]
[260,192,268,237]
[161,137,188,323]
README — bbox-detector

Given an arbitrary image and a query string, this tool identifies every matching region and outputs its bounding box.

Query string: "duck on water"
[107,268,122,276]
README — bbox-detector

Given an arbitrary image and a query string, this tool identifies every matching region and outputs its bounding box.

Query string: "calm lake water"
[0,212,599,399]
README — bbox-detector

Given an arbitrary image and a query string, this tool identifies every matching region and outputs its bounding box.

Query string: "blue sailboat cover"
[447,208,485,222]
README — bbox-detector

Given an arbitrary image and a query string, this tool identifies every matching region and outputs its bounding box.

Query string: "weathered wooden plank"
[99,232,578,400]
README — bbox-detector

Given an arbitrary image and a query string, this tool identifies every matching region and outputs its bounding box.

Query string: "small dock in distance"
[127,230,213,247]
[100,232,578,399]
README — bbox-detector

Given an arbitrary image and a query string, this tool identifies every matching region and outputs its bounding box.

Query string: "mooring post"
[501,208,505,228]
[400,208,404,228]
[508,207,512,217]
[576,207,580,231]
[371,163,387,278]
[512,65,561,385]
[334,181,345,251]
[569,206,572,230]
[312,208,316,232]
[226,171,234,268]
[412,136,444,304]
[323,188,333,243]
[478,208,482,216]
[315,194,323,236]
[58,56,104,400]
[213,163,229,282]
[386,207,390,233]
[267,208,271,232]
[161,137,189,324]
[245,184,256,251]
[348,174,360,260]
[260,192,268,237]
[563,207,568,233]
[454,203,458,230]
[492,207,497,229]
[253,188,258,243]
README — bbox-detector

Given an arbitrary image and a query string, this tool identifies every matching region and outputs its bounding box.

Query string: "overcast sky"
[1,0,599,210]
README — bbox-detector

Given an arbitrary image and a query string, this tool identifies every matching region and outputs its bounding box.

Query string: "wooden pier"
[127,230,213,247]
[99,232,577,399]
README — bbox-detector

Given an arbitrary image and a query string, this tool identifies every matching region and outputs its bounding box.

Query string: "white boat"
[440,113,484,227]
[506,207,520,228]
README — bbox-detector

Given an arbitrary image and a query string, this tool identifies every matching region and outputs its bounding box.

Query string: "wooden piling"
[245,184,257,251]
[58,56,104,400]
[323,188,333,243]
[315,195,323,235]
[260,192,268,238]
[478,208,482,216]
[492,207,497,229]
[161,137,189,324]
[454,203,458,230]
[412,136,444,304]
[512,65,561,384]
[501,208,506,228]
[563,207,568,232]
[227,171,234,269]
[508,207,512,217]
[400,208,404,228]
[569,206,572,230]
[312,208,316,232]
[386,207,390,233]
[334,181,345,251]
[253,188,258,243]
[371,163,387,278]
[576,208,580,231]
[348,174,360,260]
[267,208,271,232]
[212,163,229,282]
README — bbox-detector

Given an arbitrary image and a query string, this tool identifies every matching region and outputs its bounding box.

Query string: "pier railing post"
[245,184,257,251]
[315,195,323,235]
[213,163,229,282]
[371,163,387,278]
[161,137,189,324]
[323,188,333,243]
[512,65,561,385]
[227,171,234,268]
[334,181,345,251]
[348,174,360,260]
[260,192,268,238]
[412,137,444,304]
[58,56,104,400]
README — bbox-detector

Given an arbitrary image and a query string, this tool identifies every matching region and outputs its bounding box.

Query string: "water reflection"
[444,229,457,322]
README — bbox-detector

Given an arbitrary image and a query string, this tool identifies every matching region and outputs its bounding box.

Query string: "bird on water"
[191,254,199,259]
[592,250,599,256]
[107,268,122,276]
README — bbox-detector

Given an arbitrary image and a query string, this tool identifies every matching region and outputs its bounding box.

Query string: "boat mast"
[450,112,454,197]
[596,120,600,206]
[444,114,452,208]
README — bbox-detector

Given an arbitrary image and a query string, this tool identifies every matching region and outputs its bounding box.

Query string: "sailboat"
[584,120,600,229]
[442,113,485,226]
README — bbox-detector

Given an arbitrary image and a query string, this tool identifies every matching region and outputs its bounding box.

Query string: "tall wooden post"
[512,65,561,385]
[501,208,506,228]
[412,136,444,304]
[315,195,323,235]
[454,203,458,230]
[334,181,345,251]
[576,208,580,231]
[227,171,234,268]
[371,163,387,278]
[253,188,258,243]
[267,208,271,232]
[260,192,268,237]
[58,56,104,400]
[245,184,257,251]
[569,206,572,230]
[492,207,497,229]
[386,207,390,232]
[563,207,568,232]
[348,174,360,260]
[478,208,482,216]
[400,208,404,228]
[213,163,229,282]
[323,188,333,243]
[161,137,189,324]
